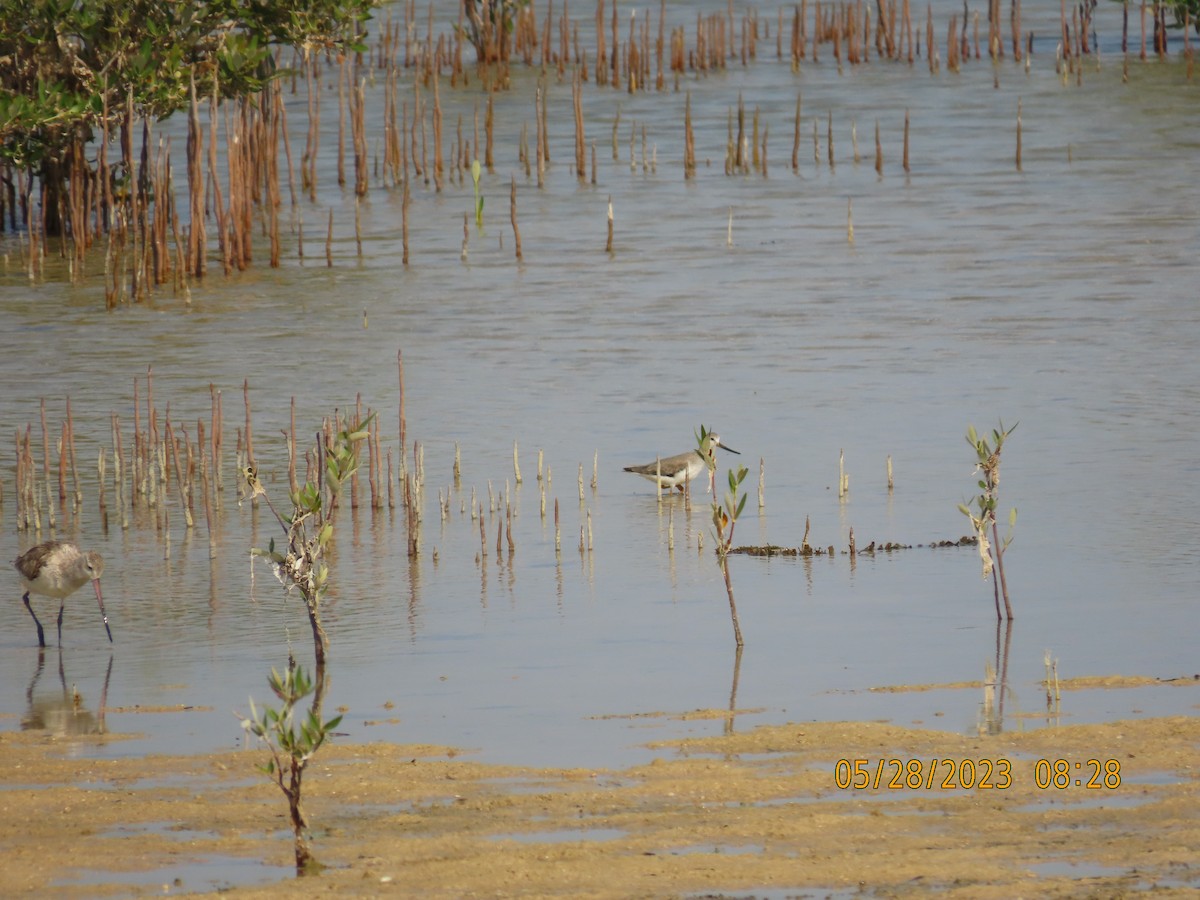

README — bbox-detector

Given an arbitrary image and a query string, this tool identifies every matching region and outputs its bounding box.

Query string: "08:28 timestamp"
[1034,758,1121,789]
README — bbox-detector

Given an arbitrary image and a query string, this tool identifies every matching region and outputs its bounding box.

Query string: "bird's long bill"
[719,442,741,455]
[92,579,114,643]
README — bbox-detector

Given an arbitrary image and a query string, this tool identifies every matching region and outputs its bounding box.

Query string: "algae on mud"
[3,711,1198,898]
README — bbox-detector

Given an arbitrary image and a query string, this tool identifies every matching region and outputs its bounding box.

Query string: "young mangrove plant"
[242,659,342,874]
[239,414,373,874]
[700,425,748,647]
[958,421,1018,621]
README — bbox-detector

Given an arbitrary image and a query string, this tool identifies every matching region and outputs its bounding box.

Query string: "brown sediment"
[2,713,1197,898]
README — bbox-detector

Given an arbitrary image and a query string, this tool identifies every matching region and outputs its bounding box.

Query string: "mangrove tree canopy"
[0,0,378,169]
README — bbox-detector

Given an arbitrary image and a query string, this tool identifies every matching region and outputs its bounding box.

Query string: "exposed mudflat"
[3,709,1198,898]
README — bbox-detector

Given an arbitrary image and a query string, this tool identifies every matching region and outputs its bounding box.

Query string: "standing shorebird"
[13,541,112,648]
[624,432,741,493]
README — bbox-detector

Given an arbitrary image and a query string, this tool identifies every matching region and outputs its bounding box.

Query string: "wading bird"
[13,541,112,647]
[624,433,740,493]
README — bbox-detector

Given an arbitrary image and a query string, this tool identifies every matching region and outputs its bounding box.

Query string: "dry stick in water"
[573,70,587,180]
[371,409,382,510]
[147,366,158,495]
[166,419,194,528]
[354,76,369,196]
[397,348,407,469]
[432,74,443,192]
[199,421,216,557]
[554,497,561,552]
[605,197,614,253]
[132,378,142,499]
[903,109,911,173]
[40,399,53,530]
[325,209,334,266]
[1015,98,1023,171]
[288,396,299,497]
[874,120,883,176]
[243,378,255,491]
[485,92,495,172]
[827,109,834,170]
[57,421,68,518]
[684,92,696,178]
[67,396,81,508]
[511,176,523,260]
[337,58,347,186]
[187,76,205,278]
[351,395,362,509]
[792,93,801,171]
[402,179,410,265]
[212,385,224,505]
[535,86,545,188]
[354,198,363,257]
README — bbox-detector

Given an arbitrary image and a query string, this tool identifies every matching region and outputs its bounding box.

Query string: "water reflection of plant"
[958,422,1018,621]
[239,415,372,875]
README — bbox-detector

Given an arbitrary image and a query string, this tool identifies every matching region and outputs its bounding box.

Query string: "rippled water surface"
[2,1,1198,772]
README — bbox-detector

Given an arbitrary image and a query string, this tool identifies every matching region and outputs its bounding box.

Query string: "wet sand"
[3,706,1198,898]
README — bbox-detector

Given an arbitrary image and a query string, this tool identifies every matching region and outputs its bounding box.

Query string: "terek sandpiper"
[624,434,740,493]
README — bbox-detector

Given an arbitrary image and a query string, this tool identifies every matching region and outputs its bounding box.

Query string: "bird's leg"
[57,602,65,646]
[22,592,46,648]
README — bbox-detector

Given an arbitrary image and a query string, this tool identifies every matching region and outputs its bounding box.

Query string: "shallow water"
[2,1,1198,777]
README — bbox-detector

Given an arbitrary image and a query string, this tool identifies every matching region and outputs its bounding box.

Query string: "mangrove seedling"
[700,425,748,647]
[958,421,1018,621]
[241,659,342,875]
[240,413,373,873]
